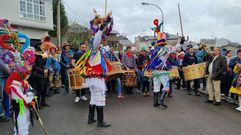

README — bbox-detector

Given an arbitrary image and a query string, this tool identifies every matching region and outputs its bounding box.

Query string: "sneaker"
[118,95,125,99]
[146,92,151,97]
[235,106,241,112]
[0,116,9,122]
[75,97,80,103]
[81,96,88,101]
[213,102,221,106]
[204,99,213,103]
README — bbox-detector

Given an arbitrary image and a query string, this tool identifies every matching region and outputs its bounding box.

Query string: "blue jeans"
[0,77,8,117]
[0,77,5,116]
[116,78,122,95]
[136,69,142,90]
[3,92,10,118]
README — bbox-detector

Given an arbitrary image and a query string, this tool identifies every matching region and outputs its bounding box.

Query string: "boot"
[159,91,168,108]
[88,105,97,124]
[194,88,200,96]
[153,92,160,107]
[96,106,111,128]
[186,89,191,95]
[54,88,60,94]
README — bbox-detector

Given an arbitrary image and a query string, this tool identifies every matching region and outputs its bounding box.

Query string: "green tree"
[49,0,69,37]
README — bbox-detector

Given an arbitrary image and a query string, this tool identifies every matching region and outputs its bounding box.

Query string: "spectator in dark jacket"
[229,49,241,70]
[32,41,50,107]
[182,46,200,96]
[60,42,74,93]
[137,48,150,96]
[205,47,227,105]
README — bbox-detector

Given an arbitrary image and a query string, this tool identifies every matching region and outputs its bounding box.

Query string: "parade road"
[1,89,241,135]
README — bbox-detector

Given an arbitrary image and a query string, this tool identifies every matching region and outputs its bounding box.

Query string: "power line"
[62,0,88,26]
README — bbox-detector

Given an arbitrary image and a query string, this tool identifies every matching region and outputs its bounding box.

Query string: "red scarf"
[126,51,133,58]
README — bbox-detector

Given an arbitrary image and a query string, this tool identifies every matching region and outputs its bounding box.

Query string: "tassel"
[16,99,26,116]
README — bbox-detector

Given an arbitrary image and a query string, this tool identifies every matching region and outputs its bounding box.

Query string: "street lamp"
[141,2,164,32]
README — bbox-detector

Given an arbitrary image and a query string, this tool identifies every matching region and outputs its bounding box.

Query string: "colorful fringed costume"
[5,72,36,135]
[0,18,38,135]
[74,10,113,127]
[144,19,184,108]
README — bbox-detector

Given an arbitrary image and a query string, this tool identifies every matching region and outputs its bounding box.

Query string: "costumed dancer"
[144,19,185,108]
[75,10,113,127]
[1,19,34,121]
[0,19,16,122]
[2,38,37,134]
[5,68,37,135]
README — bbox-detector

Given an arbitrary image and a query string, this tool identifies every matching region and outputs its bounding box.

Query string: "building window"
[20,0,46,21]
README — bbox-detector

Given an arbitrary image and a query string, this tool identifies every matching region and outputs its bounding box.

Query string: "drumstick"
[32,106,48,135]
[178,3,184,37]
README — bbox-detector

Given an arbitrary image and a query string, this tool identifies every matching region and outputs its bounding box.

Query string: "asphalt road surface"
[1,88,241,135]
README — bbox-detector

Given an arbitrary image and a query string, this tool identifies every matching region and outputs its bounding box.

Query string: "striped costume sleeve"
[10,86,34,105]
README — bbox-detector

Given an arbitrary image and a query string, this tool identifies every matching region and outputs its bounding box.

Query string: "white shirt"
[208,56,218,75]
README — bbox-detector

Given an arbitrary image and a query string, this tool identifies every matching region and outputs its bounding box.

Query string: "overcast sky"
[63,0,241,43]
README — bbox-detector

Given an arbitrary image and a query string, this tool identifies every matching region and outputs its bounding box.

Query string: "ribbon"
[18,32,30,53]
[75,49,92,70]
[16,98,26,116]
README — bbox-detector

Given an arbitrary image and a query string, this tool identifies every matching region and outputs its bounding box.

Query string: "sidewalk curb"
[198,90,239,106]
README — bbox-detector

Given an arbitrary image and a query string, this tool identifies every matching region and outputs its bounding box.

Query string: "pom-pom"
[0,50,15,64]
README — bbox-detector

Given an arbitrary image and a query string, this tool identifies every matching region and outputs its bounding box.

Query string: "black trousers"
[35,77,48,105]
[221,73,232,96]
[142,80,150,93]
[176,70,186,88]
[186,79,199,93]
[169,80,174,95]
[61,68,69,93]
[76,89,87,97]
[106,80,116,93]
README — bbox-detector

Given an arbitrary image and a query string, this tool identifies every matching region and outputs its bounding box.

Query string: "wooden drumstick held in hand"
[31,105,48,135]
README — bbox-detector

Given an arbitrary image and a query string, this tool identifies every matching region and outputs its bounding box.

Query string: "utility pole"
[57,0,61,47]
[105,0,107,17]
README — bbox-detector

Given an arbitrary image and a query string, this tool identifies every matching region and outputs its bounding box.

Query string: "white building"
[0,0,53,42]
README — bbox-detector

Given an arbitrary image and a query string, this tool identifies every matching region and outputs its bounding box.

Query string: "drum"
[107,61,125,81]
[169,67,180,80]
[122,70,137,87]
[67,68,87,90]
[182,63,206,81]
